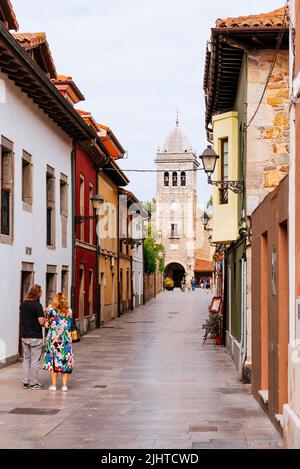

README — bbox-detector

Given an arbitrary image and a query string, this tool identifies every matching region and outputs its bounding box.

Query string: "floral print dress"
[43,307,74,374]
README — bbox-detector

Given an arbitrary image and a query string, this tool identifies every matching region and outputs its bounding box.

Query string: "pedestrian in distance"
[206,279,211,293]
[20,284,45,390]
[181,278,186,292]
[191,277,196,292]
[43,293,74,392]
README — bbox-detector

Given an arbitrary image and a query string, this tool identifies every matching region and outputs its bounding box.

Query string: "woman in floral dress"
[43,293,74,392]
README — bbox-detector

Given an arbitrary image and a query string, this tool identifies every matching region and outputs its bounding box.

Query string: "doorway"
[46,270,57,307]
[165,263,185,288]
[79,265,85,324]
[19,263,34,355]
[88,269,94,317]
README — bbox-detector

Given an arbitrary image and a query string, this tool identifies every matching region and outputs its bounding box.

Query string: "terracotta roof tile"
[0,0,19,30]
[52,74,85,104]
[13,32,46,48]
[97,123,125,159]
[194,258,214,273]
[76,109,99,133]
[216,6,288,29]
[13,32,57,79]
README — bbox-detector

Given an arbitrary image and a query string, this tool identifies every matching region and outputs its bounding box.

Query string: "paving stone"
[0,290,282,449]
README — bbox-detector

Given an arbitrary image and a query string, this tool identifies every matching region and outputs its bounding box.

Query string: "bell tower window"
[164,172,169,187]
[172,172,178,187]
[181,171,186,186]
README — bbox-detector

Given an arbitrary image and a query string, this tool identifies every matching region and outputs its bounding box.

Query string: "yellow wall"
[98,172,119,322]
[212,111,240,243]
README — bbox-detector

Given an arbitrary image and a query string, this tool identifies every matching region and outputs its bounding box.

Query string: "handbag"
[71,314,80,343]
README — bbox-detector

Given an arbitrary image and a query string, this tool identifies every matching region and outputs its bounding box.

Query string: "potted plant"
[164,277,175,291]
[211,312,222,345]
[202,312,223,346]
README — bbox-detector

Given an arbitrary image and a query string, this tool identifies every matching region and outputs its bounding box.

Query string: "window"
[164,172,169,187]
[60,174,68,248]
[0,138,14,243]
[219,139,229,205]
[46,166,55,248]
[22,151,32,210]
[171,223,179,238]
[172,172,178,187]
[80,175,85,241]
[47,207,52,246]
[1,189,9,235]
[181,171,186,187]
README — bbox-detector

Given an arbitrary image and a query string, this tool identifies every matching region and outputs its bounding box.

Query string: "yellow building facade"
[98,170,119,323]
[212,111,240,244]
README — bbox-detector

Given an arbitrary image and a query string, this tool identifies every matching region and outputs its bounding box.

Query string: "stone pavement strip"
[0,290,282,449]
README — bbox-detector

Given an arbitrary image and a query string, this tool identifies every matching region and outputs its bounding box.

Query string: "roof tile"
[194,258,214,273]
[216,6,288,29]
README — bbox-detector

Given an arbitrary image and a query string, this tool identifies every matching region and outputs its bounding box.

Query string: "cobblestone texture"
[0,290,282,449]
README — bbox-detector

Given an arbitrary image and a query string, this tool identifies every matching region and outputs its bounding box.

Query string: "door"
[19,270,34,355]
[79,266,85,324]
[88,269,94,317]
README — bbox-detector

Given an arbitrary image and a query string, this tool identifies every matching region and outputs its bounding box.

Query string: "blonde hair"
[52,293,69,316]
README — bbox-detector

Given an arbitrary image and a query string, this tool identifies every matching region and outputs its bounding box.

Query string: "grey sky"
[13,0,285,206]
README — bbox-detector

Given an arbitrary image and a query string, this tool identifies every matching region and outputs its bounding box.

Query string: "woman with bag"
[43,293,75,392]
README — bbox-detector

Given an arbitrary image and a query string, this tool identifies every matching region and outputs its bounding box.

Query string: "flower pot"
[165,286,174,291]
[215,336,222,346]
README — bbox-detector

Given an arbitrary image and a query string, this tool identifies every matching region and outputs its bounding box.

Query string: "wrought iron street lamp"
[200,211,212,232]
[200,145,244,194]
[75,194,104,224]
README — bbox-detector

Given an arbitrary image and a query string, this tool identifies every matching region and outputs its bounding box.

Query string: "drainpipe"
[71,141,76,315]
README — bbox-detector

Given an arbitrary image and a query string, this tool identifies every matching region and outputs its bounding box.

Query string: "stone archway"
[165,262,186,288]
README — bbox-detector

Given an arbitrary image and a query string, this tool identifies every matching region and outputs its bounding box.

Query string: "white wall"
[132,244,143,307]
[0,72,73,362]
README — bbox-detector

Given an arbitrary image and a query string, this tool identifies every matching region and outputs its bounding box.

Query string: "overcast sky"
[13,0,285,206]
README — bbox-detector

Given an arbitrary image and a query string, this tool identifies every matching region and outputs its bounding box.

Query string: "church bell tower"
[155,119,199,287]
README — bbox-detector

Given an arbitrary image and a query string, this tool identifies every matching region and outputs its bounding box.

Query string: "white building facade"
[132,243,144,308]
[0,69,73,365]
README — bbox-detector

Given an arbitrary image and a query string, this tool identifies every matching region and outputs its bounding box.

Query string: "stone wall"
[246,49,289,215]
[144,272,164,303]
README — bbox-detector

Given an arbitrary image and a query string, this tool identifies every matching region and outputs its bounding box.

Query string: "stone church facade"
[154,120,213,288]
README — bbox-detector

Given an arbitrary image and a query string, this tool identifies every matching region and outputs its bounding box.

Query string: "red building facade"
[74,143,99,334]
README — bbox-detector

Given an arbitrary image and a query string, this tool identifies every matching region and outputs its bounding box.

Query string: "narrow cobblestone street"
[0,290,281,449]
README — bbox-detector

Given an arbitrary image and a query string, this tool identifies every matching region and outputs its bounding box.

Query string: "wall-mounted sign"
[210,297,222,314]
